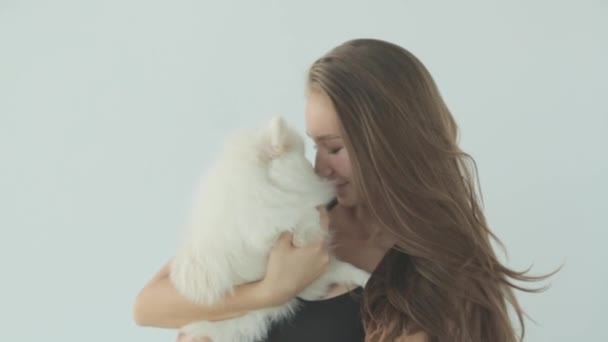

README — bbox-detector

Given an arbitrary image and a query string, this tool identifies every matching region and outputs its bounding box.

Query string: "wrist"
[257,278,293,307]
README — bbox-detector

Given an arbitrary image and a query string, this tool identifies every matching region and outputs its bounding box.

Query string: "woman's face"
[305,89,359,207]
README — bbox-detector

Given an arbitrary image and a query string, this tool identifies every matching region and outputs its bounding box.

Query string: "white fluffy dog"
[170,116,370,342]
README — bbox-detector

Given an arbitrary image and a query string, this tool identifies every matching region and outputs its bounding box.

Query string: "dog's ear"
[267,116,288,158]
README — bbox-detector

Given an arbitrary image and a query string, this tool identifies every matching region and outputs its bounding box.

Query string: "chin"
[336,190,359,207]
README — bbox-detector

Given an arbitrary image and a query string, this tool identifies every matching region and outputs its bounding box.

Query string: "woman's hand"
[172,208,332,341]
[260,207,332,306]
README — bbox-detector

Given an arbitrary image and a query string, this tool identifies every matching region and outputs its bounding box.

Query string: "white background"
[1,1,606,341]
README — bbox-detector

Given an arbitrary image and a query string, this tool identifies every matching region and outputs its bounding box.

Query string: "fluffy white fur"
[170,116,370,342]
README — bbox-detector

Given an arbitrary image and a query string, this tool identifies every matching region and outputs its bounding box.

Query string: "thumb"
[275,231,293,246]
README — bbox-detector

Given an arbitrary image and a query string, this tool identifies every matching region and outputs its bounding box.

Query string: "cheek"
[334,153,352,178]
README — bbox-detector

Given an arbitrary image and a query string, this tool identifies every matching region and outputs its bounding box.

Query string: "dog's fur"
[170,116,370,342]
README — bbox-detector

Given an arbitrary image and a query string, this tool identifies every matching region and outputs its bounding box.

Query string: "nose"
[314,152,333,178]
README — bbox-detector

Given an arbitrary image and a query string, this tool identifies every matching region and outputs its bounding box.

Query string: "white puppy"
[170,116,370,342]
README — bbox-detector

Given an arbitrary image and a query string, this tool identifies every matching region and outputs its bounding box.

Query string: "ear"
[268,116,288,157]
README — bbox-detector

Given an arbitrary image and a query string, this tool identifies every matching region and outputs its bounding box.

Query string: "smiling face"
[305,89,359,207]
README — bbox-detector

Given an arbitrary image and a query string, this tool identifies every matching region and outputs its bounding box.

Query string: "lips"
[336,182,349,188]
[325,179,348,189]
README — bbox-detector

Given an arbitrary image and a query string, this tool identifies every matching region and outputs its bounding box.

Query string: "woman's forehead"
[305,91,341,138]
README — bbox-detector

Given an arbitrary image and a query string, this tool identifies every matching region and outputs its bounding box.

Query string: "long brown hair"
[308,39,557,341]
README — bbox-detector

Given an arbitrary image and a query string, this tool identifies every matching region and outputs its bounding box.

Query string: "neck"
[343,204,385,241]
[352,203,369,221]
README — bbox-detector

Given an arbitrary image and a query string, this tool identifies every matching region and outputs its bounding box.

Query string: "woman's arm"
[132,259,273,328]
[133,230,330,329]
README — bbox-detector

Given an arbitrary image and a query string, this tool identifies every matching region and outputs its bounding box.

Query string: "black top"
[264,287,365,342]
[264,197,365,341]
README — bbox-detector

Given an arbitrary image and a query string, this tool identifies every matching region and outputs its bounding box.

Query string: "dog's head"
[259,116,305,161]
[256,116,335,204]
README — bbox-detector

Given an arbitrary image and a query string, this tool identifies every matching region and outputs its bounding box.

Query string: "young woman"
[134,38,553,342]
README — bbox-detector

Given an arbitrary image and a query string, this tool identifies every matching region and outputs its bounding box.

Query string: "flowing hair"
[308,38,558,341]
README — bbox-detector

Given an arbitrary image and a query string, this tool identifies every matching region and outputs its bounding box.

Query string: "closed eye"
[312,144,343,155]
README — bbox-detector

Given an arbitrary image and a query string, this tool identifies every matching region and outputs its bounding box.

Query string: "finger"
[189,337,212,342]
[175,333,191,342]
[176,333,190,342]
[177,334,212,342]
[320,214,330,231]
[275,231,292,246]
[317,208,328,219]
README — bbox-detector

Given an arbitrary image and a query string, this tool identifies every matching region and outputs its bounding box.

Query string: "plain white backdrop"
[1,0,606,341]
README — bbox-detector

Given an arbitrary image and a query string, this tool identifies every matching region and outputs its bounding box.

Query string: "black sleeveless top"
[264,287,365,342]
[263,198,366,341]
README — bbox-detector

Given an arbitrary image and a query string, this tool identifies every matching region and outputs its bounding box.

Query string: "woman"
[134,38,553,341]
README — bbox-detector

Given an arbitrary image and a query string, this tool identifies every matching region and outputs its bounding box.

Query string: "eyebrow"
[305,132,341,141]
